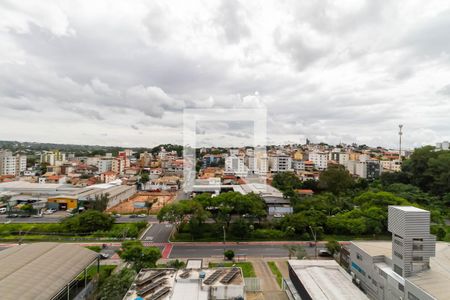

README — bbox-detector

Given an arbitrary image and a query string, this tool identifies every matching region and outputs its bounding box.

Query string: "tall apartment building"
[0,150,26,176]
[225,156,248,177]
[40,150,66,166]
[269,155,292,172]
[247,155,268,175]
[309,151,328,170]
[348,206,446,300]
[96,158,113,173]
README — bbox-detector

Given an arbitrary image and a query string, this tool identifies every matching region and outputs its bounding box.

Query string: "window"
[394,239,404,246]
[372,279,377,287]
[357,253,363,260]
[398,283,404,292]
[413,256,423,262]
[394,264,403,276]
[394,251,403,259]
[379,269,387,279]
[413,244,423,250]
[413,238,423,242]
[408,292,420,300]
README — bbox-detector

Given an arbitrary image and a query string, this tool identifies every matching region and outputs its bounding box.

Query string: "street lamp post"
[309,226,317,259]
[223,225,226,259]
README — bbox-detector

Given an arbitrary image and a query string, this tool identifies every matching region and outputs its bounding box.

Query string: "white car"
[273,213,284,218]
[44,209,56,214]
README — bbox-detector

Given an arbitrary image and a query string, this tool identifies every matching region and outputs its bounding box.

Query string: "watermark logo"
[183,108,268,193]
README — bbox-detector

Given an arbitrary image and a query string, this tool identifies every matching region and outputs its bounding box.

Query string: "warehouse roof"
[288,260,368,300]
[0,242,98,300]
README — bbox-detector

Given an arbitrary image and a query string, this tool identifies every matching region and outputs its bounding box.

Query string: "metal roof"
[0,242,98,300]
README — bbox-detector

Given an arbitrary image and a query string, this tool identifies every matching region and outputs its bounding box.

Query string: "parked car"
[273,213,284,218]
[319,250,332,257]
[99,253,110,259]
[137,214,147,218]
[129,214,138,218]
[44,209,56,214]
[112,214,121,218]
[0,207,7,214]
[6,214,18,218]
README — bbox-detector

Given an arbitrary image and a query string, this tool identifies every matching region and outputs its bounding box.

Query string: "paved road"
[169,244,325,258]
[0,214,158,224]
[140,223,174,243]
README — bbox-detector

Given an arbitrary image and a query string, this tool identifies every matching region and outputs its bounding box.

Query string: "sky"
[1,0,450,149]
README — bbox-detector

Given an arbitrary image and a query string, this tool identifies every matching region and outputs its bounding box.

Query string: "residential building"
[293,150,304,160]
[225,155,248,177]
[355,159,381,180]
[96,158,113,173]
[348,206,447,300]
[0,150,26,176]
[269,155,293,172]
[40,150,66,166]
[309,151,328,170]
[339,152,349,166]
[435,141,449,151]
[380,159,402,172]
[292,160,305,171]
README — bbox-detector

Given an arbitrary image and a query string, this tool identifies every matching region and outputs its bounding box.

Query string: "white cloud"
[1,0,450,147]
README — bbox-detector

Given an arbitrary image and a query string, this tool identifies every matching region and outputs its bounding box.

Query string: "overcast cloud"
[1,0,450,148]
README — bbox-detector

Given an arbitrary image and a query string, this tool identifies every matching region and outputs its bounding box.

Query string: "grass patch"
[267,261,283,287]
[0,222,148,241]
[209,262,256,277]
[85,245,102,252]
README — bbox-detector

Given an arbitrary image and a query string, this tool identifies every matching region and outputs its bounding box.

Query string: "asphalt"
[140,223,174,243]
[0,214,158,224]
[168,244,324,258]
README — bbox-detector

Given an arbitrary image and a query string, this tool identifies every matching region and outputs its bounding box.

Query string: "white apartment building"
[339,152,349,165]
[349,206,444,300]
[292,160,305,171]
[96,158,113,174]
[309,151,328,170]
[435,141,449,151]
[225,156,248,177]
[269,155,293,172]
[0,150,26,176]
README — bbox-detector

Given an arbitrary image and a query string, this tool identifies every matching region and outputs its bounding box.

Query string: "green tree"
[157,202,189,230]
[62,210,114,233]
[272,172,302,192]
[318,165,354,195]
[119,241,162,272]
[97,268,136,300]
[92,193,109,211]
[326,239,341,255]
[140,173,150,184]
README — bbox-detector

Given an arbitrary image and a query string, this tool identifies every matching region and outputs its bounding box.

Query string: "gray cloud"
[0,0,450,148]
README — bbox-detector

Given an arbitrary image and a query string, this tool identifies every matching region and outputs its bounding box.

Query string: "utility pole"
[309,226,317,259]
[398,125,403,163]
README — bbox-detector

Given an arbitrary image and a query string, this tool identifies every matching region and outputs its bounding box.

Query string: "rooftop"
[124,267,244,300]
[352,241,450,299]
[0,242,98,300]
[389,205,428,213]
[288,260,368,300]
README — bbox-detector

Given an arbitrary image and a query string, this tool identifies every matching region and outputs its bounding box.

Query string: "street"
[168,243,325,259]
[0,214,158,224]
[140,223,174,243]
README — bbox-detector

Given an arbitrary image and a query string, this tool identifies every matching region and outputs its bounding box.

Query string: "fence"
[244,277,261,292]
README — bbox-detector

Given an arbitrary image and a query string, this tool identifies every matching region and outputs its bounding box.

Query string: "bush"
[251,229,284,240]
[224,250,235,260]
